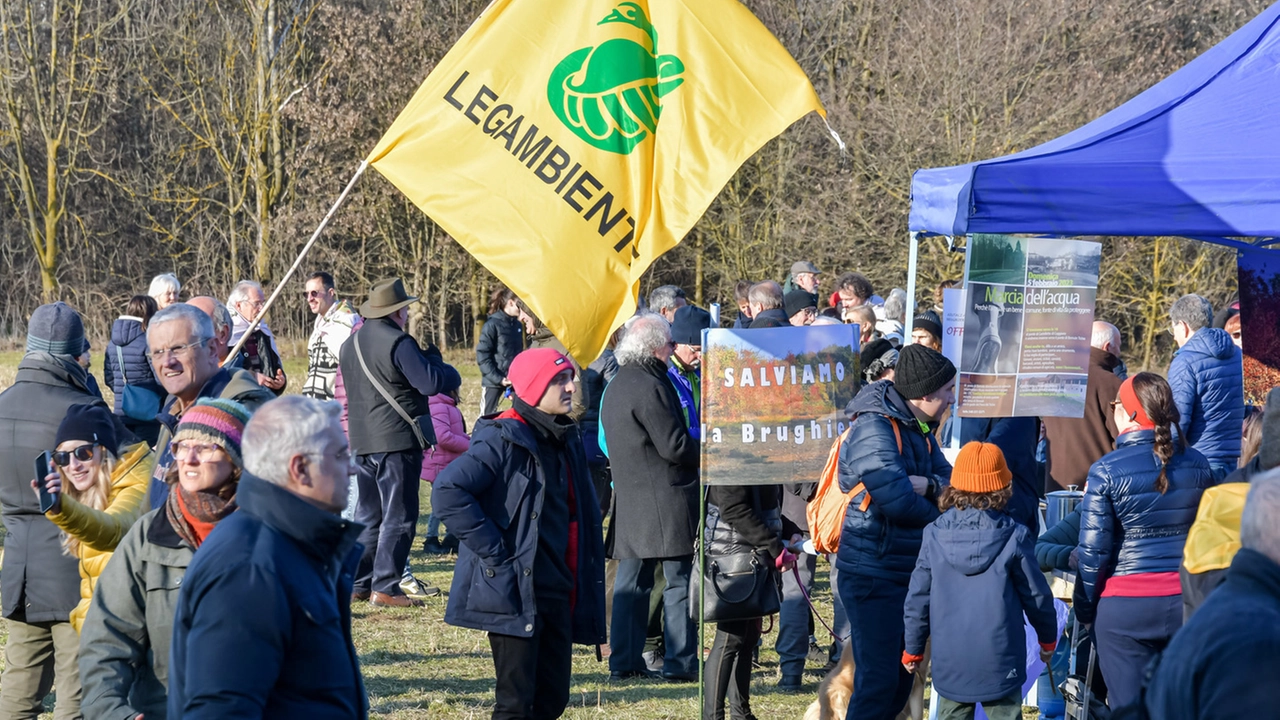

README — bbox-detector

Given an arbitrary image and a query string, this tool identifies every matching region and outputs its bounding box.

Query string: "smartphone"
[34,451,56,513]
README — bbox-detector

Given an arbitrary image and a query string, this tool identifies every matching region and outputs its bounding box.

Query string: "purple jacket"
[421,394,470,482]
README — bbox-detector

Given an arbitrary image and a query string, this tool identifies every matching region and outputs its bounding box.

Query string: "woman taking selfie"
[1077,372,1213,709]
[32,404,154,632]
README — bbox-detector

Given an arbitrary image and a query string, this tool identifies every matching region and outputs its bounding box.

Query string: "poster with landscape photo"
[701,325,859,486]
[958,236,1101,418]
[1238,247,1280,405]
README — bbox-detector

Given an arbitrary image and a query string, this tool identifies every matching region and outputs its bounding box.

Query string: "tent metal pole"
[906,231,920,315]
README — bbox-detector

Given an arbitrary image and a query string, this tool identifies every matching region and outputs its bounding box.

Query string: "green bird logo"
[547,2,686,155]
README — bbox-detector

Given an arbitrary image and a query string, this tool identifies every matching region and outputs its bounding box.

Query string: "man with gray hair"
[1145,468,1280,718]
[1042,319,1127,492]
[748,281,788,328]
[226,280,287,393]
[167,395,367,717]
[186,296,234,363]
[648,285,687,323]
[1168,293,1245,479]
[146,303,274,509]
[601,313,700,681]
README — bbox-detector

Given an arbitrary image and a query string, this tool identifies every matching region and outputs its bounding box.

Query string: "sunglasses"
[52,446,96,467]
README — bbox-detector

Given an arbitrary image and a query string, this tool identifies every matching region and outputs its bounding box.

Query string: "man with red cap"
[432,348,607,720]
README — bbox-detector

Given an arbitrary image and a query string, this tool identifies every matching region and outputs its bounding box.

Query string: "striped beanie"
[26,302,87,357]
[173,398,251,468]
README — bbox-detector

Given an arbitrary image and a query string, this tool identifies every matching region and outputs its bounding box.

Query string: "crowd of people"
[0,260,1272,720]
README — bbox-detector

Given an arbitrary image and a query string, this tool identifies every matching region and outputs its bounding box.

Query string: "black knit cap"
[860,338,898,383]
[912,311,943,339]
[894,344,956,400]
[671,305,712,345]
[55,404,118,453]
[783,290,817,318]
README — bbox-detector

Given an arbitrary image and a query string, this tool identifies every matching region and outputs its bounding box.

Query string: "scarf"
[511,396,572,444]
[165,479,238,549]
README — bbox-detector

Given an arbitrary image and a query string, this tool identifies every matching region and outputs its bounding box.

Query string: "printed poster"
[701,325,859,485]
[958,235,1102,418]
[1238,247,1280,405]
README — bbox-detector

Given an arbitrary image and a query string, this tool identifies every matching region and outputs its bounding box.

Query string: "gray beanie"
[26,302,87,356]
[1261,387,1280,471]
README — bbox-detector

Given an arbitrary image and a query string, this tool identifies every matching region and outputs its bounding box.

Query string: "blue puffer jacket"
[904,508,1057,704]
[1168,328,1244,469]
[836,381,951,583]
[103,317,162,415]
[1078,430,1213,606]
[432,412,607,644]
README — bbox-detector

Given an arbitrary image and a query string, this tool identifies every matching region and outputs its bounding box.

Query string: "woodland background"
[0,0,1259,371]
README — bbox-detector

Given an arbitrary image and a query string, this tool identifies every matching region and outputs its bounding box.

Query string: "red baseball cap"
[507,348,574,404]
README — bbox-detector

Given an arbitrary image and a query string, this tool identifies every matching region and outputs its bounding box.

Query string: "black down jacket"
[1078,429,1213,606]
[836,380,951,584]
[475,311,523,389]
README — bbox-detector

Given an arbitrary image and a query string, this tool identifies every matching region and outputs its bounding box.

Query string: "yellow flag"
[368,0,826,364]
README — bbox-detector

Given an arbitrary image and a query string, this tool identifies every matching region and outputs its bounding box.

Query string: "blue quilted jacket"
[102,317,162,415]
[1168,328,1244,469]
[1078,430,1212,607]
[835,381,951,583]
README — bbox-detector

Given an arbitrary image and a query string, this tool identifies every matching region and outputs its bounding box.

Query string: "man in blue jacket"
[1168,293,1244,479]
[433,348,607,719]
[836,343,955,720]
[1145,469,1280,719]
[167,395,367,719]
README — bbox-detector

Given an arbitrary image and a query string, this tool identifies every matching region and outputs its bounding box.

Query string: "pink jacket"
[421,393,470,482]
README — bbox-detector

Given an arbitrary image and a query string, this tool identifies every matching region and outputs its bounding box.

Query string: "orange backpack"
[807,417,905,554]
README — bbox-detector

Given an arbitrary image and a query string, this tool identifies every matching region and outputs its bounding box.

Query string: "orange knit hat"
[950,442,1012,493]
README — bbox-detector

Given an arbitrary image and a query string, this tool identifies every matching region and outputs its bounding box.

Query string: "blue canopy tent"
[905,1,1280,305]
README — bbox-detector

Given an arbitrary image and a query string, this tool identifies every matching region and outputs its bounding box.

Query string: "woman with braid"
[1077,373,1213,709]
[79,398,250,720]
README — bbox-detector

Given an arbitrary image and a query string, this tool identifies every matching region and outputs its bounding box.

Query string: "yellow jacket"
[1182,482,1250,575]
[45,441,154,632]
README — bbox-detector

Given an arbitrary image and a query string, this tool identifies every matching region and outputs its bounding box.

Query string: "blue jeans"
[610,556,696,677]
[353,451,423,596]
[777,551,816,677]
[838,571,914,720]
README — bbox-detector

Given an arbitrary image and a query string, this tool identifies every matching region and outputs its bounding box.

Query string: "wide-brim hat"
[360,278,418,319]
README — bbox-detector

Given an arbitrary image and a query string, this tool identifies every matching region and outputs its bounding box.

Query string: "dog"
[803,641,930,720]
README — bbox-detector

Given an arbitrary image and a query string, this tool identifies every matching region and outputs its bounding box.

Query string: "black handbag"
[699,549,781,623]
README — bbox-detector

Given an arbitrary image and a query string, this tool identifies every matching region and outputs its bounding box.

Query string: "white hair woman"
[148,273,181,309]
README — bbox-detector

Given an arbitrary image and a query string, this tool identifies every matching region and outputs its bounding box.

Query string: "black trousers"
[481,385,506,417]
[488,599,573,720]
[353,450,423,595]
[704,619,761,720]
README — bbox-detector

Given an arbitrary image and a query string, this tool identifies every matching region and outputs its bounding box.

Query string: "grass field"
[0,345,1041,719]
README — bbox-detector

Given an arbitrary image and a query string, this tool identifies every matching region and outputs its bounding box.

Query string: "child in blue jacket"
[902,441,1058,719]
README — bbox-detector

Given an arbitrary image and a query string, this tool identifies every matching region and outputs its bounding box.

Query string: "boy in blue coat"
[902,442,1058,719]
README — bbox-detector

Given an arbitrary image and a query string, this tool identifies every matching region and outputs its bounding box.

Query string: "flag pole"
[223,160,368,366]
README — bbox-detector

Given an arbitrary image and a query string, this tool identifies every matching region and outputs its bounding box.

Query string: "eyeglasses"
[243,299,267,309]
[149,340,206,362]
[52,446,96,467]
[169,441,225,463]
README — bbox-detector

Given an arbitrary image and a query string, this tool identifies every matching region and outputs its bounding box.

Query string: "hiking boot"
[423,537,448,555]
[441,533,460,552]
[778,674,804,692]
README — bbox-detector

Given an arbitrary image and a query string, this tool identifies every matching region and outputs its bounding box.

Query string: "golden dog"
[803,641,930,720]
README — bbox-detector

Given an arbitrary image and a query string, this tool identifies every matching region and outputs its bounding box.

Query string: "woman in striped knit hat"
[77,398,251,720]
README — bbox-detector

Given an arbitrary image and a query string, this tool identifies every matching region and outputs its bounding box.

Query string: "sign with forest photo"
[701,325,859,486]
